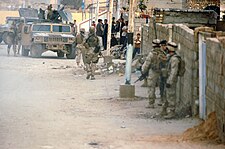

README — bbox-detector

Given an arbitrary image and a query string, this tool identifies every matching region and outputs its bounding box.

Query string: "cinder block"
[103,55,113,63]
[119,84,135,98]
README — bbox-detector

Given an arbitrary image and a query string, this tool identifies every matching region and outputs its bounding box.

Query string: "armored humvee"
[0,8,40,45]
[21,22,76,59]
[20,6,76,59]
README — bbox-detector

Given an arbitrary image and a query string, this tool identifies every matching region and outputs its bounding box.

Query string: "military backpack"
[175,55,186,77]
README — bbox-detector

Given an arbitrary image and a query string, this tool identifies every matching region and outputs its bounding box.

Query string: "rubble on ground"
[96,61,126,76]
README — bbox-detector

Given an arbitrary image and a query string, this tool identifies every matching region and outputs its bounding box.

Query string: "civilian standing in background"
[121,21,128,51]
[103,19,108,50]
[96,19,104,50]
[115,20,120,32]
[119,18,125,45]
[111,17,116,34]
[133,33,141,59]
[91,21,96,28]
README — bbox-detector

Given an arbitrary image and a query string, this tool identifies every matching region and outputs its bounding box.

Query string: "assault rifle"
[134,71,149,83]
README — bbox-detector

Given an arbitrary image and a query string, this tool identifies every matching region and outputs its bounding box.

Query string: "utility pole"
[95,0,99,24]
[116,0,120,19]
[82,0,85,21]
[128,0,136,33]
[119,0,136,99]
[125,0,136,84]
[106,0,113,55]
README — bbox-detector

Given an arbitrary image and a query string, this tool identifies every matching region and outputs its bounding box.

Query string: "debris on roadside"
[182,112,220,143]
[95,61,126,76]
[52,65,73,70]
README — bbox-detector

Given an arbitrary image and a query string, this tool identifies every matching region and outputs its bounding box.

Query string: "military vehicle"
[0,8,40,45]
[0,17,20,44]
[21,22,76,59]
[19,6,76,59]
[0,24,10,43]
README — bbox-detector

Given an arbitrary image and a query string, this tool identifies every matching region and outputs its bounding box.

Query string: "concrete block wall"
[172,24,197,115]
[134,18,147,36]
[141,21,225,142]
[205,38,225,142]
[134,18,148,55]
[142,19,172,56]
[142,22,196,116]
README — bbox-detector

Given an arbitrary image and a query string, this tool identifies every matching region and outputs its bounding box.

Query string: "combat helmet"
[89,26,95,34]
[152,39,161,47]
[80,28,85,33]
[167,42,178,51]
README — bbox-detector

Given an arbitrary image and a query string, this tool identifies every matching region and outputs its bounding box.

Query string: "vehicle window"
[7,20,13,25]
[53,25,70,33]
[32,25,51,32]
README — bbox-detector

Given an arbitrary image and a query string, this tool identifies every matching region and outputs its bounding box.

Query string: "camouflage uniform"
[16,21,23,54]
[164,42,179,119]
[75,28,86,67]
[7,22,17,56]
[84,27,100,80]
[159,40,169,105]
[142,39,165,108]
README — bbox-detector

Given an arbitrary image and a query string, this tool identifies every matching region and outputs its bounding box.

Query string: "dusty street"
[0,45,224,149]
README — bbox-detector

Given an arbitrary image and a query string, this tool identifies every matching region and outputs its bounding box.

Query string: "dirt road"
[0,46,224,149]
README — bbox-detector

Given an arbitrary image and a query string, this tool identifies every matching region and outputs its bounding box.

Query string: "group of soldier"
[6,16,181,118]
[75,26,181,119]
[141,39,180,119]
[75,27,101,80]
[75,25,181,118]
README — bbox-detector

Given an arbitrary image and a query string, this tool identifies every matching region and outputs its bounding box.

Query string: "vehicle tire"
[22,46,29,56]
[2,32,14,45]
[66,45,76,59]
[57,51,64,58]
[0,35,2,43]
[30,44,42,58]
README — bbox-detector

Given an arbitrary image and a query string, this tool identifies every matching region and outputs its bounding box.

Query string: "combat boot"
[158,100,163,106]
[164,110,175,119]
[86,74,91,79]
[90,75,95,80]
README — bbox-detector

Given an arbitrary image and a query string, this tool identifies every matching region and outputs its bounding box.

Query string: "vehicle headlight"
[44,37,48,42]
[63,37,68,42]
[35,36,41,40]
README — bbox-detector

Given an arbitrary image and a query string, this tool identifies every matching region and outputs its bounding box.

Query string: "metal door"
[199,33,207,120]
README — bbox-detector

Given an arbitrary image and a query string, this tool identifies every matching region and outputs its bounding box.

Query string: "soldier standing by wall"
[84,27,100,80]
[75,28,86,67]
[159,40,169,106]
[142,39,166,108]
[163,41,179,119]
